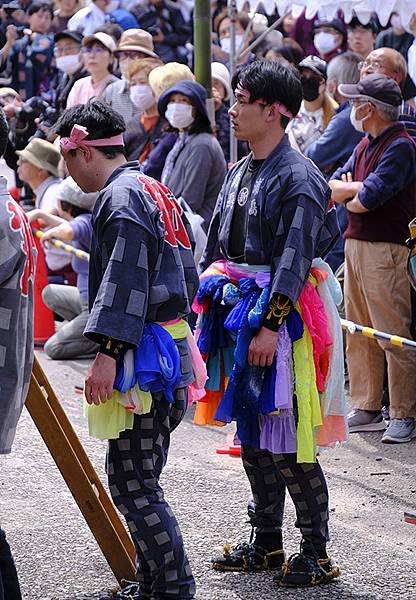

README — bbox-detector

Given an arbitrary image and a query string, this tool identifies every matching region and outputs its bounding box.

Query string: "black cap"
[54,30,83,45]
[339,73,402,106]
[348,16,379,35]
[314,18,346,36]
[298,55,327,79]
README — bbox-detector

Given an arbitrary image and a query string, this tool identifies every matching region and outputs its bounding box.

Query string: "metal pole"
[228,0,238,164]
[193,0,212,95]
[238,14,285,61]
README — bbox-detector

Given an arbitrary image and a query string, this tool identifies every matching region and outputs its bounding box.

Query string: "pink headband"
[235,83,294,120]
[60,124,124,153]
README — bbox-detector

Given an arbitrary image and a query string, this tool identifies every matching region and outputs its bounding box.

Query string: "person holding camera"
[0,2,55,101]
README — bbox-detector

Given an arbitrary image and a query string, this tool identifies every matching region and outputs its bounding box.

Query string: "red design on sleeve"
[138,174,192,250]
[6,199,36,297]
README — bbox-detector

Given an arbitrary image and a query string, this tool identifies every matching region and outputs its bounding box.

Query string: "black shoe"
[99,580,152,599]
[274,553,340,587]
[212,541,285,572]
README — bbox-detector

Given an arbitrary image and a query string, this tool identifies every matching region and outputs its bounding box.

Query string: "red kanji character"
[6,199,36,297]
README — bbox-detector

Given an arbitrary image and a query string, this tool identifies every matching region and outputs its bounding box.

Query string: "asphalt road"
[0,351,415,600]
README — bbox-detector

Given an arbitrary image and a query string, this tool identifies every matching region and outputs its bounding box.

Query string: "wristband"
[263,294,291,332]
[99,337,127,360]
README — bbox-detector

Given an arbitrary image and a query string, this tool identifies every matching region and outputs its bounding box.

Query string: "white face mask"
[314,31,339,56]
[56,54,81,75]
[130,84,155,111]
[350,104,369,132]
[165,102,194,130]
[220,34,245,55]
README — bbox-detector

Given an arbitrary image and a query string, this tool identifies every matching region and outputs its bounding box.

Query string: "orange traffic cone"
[32,221,55,346]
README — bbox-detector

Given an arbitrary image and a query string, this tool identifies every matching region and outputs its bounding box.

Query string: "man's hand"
[84,353,116,405]
[329,173,363,204]
[248,327,278,367]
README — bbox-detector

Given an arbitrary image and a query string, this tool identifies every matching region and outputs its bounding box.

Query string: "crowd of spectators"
[0,2,415,441]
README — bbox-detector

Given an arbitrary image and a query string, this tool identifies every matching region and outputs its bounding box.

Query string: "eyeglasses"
[81,46,109,55]
[358,59,395,71]
[54,45,80,57]
[117,51,142,60]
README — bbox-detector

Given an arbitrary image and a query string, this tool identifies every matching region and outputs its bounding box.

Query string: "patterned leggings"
[242,445,330,552]
[107,389,195,600]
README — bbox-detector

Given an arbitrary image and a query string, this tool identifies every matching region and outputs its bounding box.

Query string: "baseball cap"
[82,32,116,54]
[298,55,327,79]
[55,30,83,45]
[314,18,346,36]
[339,73,403,106]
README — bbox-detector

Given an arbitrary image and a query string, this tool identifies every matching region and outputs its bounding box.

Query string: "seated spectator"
[67,0,111,36]
[16,138,61,211]
[49,0,82,34]
[102,29,160,123]
[66,31,117,108]
[279,11,297,38]
[305,51,363,176]
[53,30,87,114]
[347,16,378,59]
[143,60,194,179]
[287,55,337,154]
[28,177,99,360]
[123,56,163,162]
[376,12,414,59]
[16,138,72,274]
[158,80,227,232]
[313,17,346,62]
[1,2,55,100]
[329,74,416,444]
[133,0,191,64]
[213,10,253,67]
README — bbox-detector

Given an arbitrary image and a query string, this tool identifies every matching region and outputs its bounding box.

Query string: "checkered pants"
[107,389,195,599]
[242,445,329,551]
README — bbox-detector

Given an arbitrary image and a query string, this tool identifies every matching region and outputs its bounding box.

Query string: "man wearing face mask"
[329,74,416,444]
[313,18,346,62]
[287,55,337,154]
[102,29,161,123]
[53,30,87,114]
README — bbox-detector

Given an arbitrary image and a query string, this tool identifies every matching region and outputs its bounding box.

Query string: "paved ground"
[1,351,415,600]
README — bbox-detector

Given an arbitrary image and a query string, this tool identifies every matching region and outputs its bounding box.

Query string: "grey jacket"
[101,78,138,123]
[0,177,36,454]
[164,132,227,231]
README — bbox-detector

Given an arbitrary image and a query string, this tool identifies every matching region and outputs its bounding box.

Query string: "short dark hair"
[27,2,54,19]
[0,110,8,158]
[54,100,126,158]
[231,60,302,128]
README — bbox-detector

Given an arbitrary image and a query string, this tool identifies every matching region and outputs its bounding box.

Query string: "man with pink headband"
[55,100,198,600]
[195,60,344,587]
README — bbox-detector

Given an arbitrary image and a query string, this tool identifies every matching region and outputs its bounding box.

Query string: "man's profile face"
[63,150,95,193]
[229,88,268,142]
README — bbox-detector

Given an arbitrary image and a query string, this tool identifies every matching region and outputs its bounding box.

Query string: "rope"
[33,229,90,262]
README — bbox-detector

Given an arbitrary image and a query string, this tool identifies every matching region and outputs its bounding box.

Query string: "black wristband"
[99,337,128,360]
[263,293,292,332]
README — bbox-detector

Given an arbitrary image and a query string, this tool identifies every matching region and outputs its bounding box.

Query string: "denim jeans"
[0,527,21,600]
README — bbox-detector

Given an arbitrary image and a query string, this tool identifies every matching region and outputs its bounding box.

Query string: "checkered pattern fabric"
[242,446,329,551]
[107,388,195,599]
